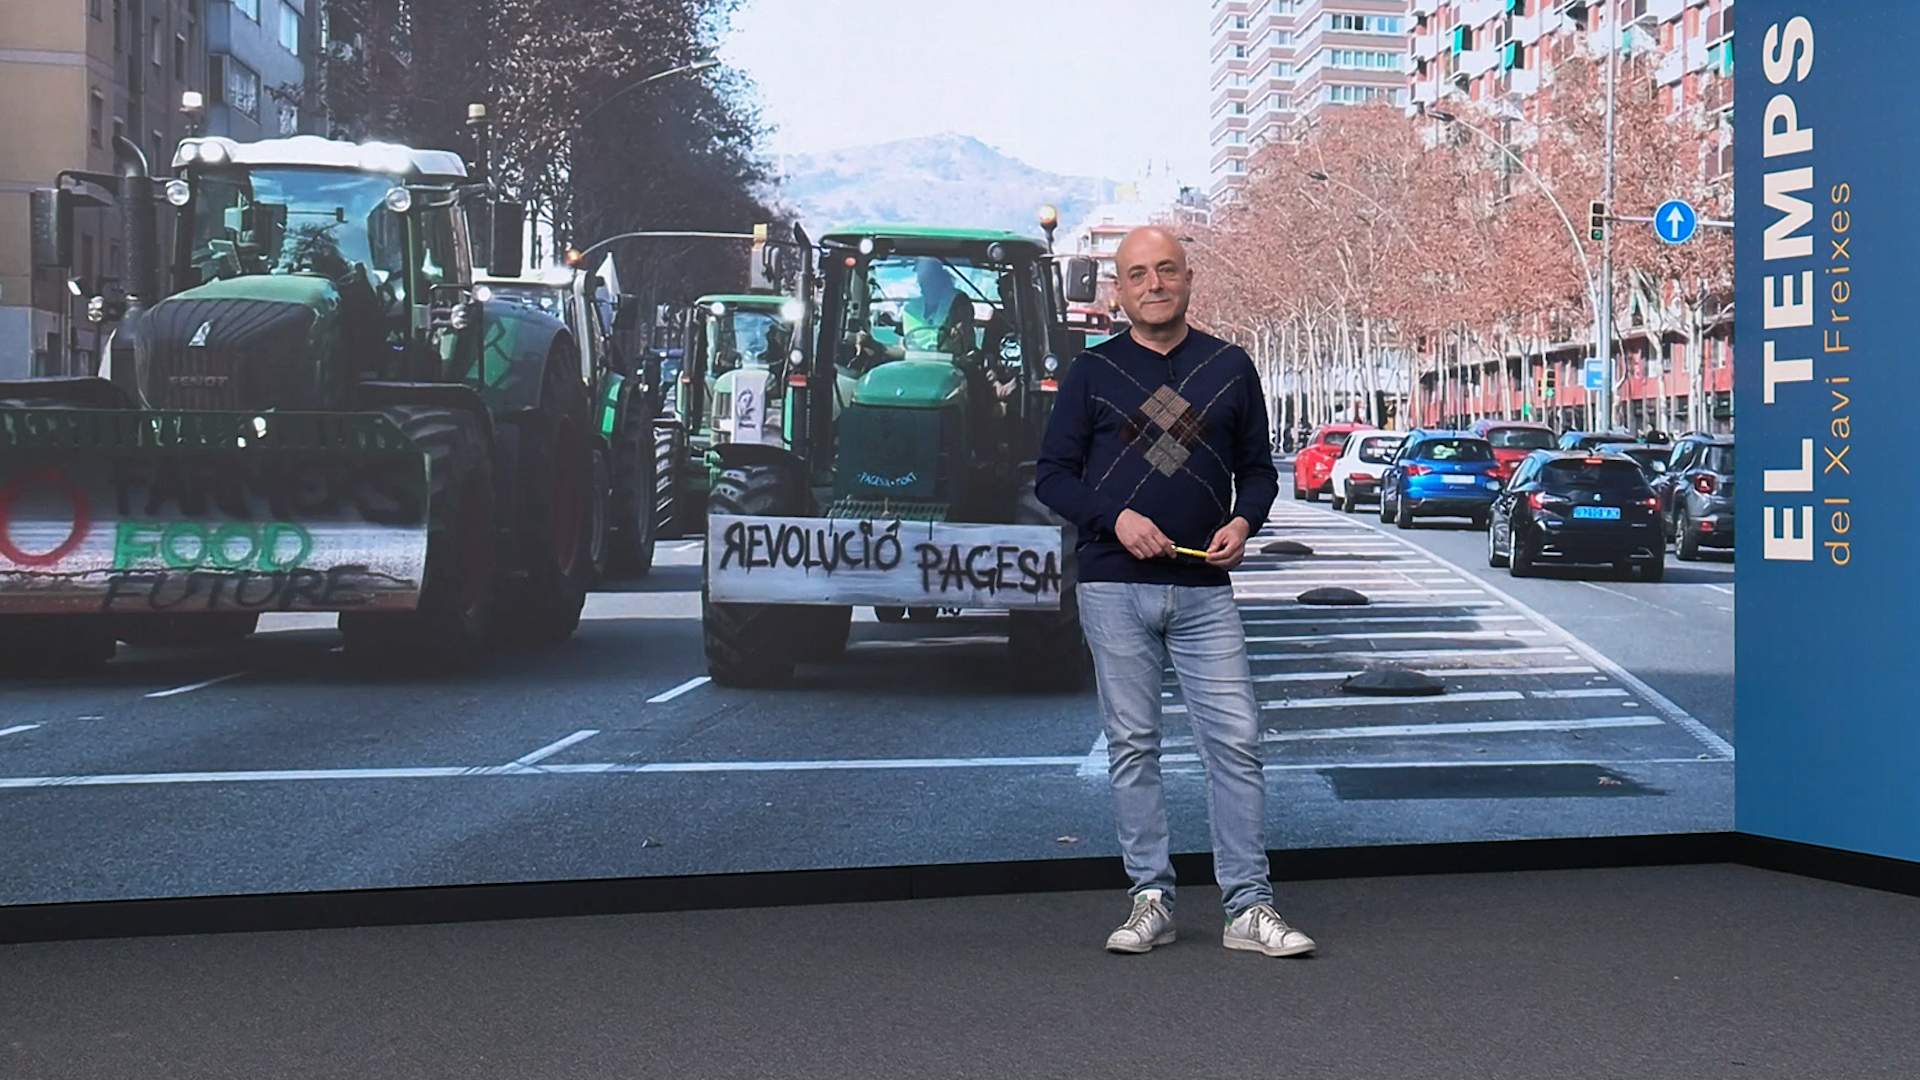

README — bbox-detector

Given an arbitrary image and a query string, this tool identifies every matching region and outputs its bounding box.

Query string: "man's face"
[915,258,947,296]
[1114,232,1192,330]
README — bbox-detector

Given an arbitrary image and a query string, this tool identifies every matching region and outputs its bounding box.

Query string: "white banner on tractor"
[707,514,1065,610]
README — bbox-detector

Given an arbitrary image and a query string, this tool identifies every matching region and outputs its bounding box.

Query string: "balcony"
[1656,46,1686,85]
[1463,0,1506,25]
[1706,6,1732,43]
[1651,0,1685,21]
[1411,0,1439,17]
[1515,11,1546,46]
[1686,33,1709,72]
[1505,66,1542,96]
[1412,80,1439,107]
[1412,29,1438,60]
[1461,47,1499,78]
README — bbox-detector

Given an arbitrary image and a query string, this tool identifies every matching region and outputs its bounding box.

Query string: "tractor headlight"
[383,186,414,214]
[165,179,192,207]
[780,298,805,323]
[175,141,202,166]
[708,301,727,317]
[1042,354,1060,375]
[198,140,230,165]
[448,301,476,331]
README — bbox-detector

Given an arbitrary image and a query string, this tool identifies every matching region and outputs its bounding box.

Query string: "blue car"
[1379,430,1504,529]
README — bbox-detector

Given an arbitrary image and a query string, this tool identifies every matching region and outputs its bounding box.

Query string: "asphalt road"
[0,461,1734,907]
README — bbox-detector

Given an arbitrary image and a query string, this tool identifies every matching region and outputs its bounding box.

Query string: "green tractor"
[700,223,1101,686]
[473,265,665,579]
[657,291,854,540]
[0,134,598,670]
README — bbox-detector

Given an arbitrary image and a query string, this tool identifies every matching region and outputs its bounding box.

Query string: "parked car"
[1291,422,1369,501]
[1558,430,1636,451]
[1487,450,1665,581]
[1379,430,1503,529]
[1469,421,1558,484]
[1595,442,1672,482]
[1655,434,1735,559]
[1331,430,1404,512]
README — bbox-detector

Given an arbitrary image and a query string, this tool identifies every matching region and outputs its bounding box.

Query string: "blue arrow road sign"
[1584,358,1604,391]
[1655,198,1698,245]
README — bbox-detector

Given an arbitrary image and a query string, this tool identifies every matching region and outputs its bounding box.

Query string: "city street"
[0,461,1733,907]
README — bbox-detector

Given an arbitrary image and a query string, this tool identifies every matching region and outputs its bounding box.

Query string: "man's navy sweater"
[1034,327,1277,587]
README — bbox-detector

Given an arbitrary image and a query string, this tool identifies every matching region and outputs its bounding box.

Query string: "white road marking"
[509,729,600,768]
[674,541,703,553]
[646,676,712,703]
[1528,687,1629,700]
[1236,599,1506,611]
[1578,580,1685,618]
[144,672,249,699]
[1165,689,1525,716]
[1345,511,1737,761]
[1159,715,1664,746]
[1163,664,1600,692]
[1078,731,1109,779]
[0,724,40,739]
[1235,589,1488,600]
[1253,645,1577,662]
[1246,629,1548,645]
[1705,583,1735,595]
[0,754,1729,789]
[1242,614,1526,627]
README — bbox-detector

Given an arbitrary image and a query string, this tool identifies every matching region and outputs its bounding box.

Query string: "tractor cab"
[810,226,1094,521]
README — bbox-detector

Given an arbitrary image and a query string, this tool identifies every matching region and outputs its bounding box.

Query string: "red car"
[1468,421,1558,484]
[1292,423,1368,501]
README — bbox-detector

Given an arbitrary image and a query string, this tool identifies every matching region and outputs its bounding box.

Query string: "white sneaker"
[1105,889,1176,954]
[1223,904,1316,957]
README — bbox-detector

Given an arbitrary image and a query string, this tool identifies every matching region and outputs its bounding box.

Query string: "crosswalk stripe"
[1164,689,1525,715]
[1251,645,1576,662]
[1163,664,1601,693]
[1247,629,1549,645]
[1158,715,1664,744]
[1242,614,1527,626]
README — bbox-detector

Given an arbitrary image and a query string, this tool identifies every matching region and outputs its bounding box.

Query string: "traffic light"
[1543,365,1557,401]
[1588,200,1606,241]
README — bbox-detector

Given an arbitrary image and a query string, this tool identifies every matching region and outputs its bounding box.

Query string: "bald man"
[1036,227,1314,959]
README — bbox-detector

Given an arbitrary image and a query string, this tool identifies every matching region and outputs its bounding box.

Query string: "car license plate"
[1442,474,1476,485]
[1573,506,1621,520]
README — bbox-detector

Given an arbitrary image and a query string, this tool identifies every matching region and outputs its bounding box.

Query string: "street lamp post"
[1423,105,1602,430]
[578,57,722,128]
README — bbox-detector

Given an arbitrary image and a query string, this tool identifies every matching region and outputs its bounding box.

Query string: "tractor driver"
[855,256,974,369]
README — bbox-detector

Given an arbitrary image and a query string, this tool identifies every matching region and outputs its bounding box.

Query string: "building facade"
[1407,0,1735,434]
[204,0,315,139]
[0,0,208,378]
[1209,0,1412,201]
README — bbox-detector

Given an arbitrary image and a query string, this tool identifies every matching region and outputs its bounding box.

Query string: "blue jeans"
[1077,582,1273,917]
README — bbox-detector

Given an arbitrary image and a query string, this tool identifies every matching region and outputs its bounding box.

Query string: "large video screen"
[0,0,1734,907]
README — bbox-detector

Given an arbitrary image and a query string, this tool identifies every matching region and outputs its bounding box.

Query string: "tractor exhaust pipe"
[114,135,158,316]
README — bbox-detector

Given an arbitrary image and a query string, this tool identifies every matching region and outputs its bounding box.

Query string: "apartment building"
[205,0,316,139]
[0,0,208,378]
[1406,0,1735,433]
[1209,0,1412,201]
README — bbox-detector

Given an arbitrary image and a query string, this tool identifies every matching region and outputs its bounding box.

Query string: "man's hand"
[1205,517,1252,570]
[1115,509,1175,561]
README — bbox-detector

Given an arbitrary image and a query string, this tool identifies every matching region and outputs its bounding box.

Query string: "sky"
[717,0,1215,186]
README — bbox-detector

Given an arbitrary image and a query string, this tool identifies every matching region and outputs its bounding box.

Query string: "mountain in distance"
[766,132,1118,238]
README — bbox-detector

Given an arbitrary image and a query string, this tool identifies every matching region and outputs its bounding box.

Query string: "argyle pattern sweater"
[1035,328,1277,587]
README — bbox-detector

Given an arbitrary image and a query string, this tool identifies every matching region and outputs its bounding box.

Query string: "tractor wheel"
[0,617,116,675]
[116,614,260,648]
[500,347,596,645]
[606,389,660,576]
[1008,588,1092,691]
[588,446,612,583]
[794,605,853,662]
[703,464,803,686]
[1009,474,1092,689]
[339,404,498,667]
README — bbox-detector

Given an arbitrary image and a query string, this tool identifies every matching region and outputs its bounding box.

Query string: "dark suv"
[1656,434,1735,559]
[1488,451,1666,581]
